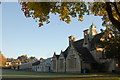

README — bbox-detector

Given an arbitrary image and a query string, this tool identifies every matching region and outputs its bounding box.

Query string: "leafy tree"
[0,51,6,67]
[20,1,120,31]
[39,58,45,62]
[17,55,38,63]
[11,59,21,68]
[29,56,37,60]
[102,36,120,59]
[100,26,120,68]
[27,56,38,62]
[17,55,28,62]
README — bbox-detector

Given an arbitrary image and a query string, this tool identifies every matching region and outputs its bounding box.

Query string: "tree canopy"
[97,26,120,69]
[20,1,120,31]
[0,52,6,67]
[17,55,38,63]
[101,27,120,59]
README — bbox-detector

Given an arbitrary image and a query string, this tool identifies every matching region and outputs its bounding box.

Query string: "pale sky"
[1,2,105,59]
[0,3,2,53]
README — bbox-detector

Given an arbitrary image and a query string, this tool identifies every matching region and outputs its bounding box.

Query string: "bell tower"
[89,23,97,40]
[83,23,98,48]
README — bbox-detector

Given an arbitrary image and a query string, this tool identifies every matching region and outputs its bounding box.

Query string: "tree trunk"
[106,2,120,31]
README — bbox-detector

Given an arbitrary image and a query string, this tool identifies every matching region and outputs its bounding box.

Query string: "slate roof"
[21,60,39,65]
[55,33,104,63]
[32,61,40,66]
[73,39,96,63]
[40,57,52,63]
[73,39,84,48]
[90,33,104,50]
[62,39,84,58]
[61,39,96,63]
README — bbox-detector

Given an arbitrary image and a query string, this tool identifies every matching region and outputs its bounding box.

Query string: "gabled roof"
[53,52,60,59]
[41,57,52,63]
[56,55,60,59]
[60,38,96,63]
[62,39,84,58]
[73,39,96,63]
[53,33,104,63]
[73,39,84,48]
[63,47,69,58]
[32,61,40,66]
[32,58,52,66]
[21,60,39,65]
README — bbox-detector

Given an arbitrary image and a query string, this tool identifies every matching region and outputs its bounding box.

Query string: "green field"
[1,69,120,80]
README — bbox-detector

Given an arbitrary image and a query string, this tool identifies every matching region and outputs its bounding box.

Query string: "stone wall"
[66,48,81,73]
[57,53,66,72]
[51,57,58,72]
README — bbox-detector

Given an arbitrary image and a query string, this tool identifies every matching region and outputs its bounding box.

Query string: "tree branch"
[113,2,120,17]
[106,2,120,31]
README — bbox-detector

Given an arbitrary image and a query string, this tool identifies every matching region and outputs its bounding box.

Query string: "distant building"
[51,53,59,72]
[5,58,21,68]
[51,23,117,73]
[32,58,52,72]
[19,60,39,71]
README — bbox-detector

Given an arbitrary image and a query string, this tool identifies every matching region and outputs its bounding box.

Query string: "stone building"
[51,23,116,73]
[5,59,21,68]
[19,60,39,71]
[51,53,59,72]
[32,57,52,72]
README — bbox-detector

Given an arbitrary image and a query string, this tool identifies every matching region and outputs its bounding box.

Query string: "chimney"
[69,35,76,42]
[69,35,76,46]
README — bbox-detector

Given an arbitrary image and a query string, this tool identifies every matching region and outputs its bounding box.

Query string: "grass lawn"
[1,69,120,80]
